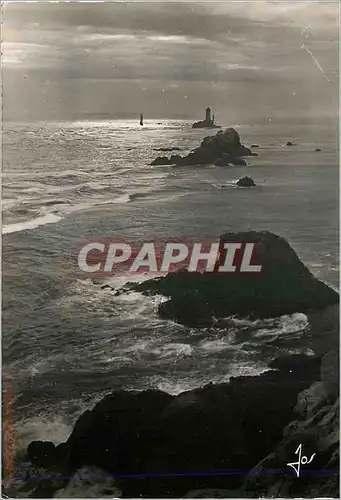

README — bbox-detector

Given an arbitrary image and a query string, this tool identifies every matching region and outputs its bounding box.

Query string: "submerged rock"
[237,176,256,187]
[154,147,181,152]
[231,158,247,166]
[101,284,115,291]
[133,231,338,326]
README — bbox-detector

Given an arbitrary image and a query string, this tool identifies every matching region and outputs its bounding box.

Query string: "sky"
[2,0,339,122]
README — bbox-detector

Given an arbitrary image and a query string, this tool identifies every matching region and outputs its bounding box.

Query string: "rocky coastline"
[131,231,338,327]
[21,231,339,498]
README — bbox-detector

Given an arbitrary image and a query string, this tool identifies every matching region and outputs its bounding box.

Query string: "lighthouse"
[192,106,220,128]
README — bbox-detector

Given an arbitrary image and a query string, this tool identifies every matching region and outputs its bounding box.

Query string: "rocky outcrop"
[154,147,181,152]
[21,230,339,499]
[131,231,338,326]
[25,354,324,498]
[242,349,339,498]
[150,129,254,167]
[192,120,221,129]
[237,177,256,187]
[150,156,173,166]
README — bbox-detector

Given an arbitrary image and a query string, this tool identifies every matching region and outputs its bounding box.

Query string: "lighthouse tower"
[205,106,212,123]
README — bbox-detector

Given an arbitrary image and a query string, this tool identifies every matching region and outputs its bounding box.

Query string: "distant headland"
[192,106,221,129]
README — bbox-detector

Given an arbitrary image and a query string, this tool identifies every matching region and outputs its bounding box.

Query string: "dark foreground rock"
[132,231,338,326]
[26,354,326,498]
[242,349,339,498]
[237,177,256,187]
[151,128,254,167]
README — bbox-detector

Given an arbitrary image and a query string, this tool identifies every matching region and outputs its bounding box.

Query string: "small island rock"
[237,176,256,187]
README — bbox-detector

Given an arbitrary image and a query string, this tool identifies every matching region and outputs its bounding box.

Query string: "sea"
[2,119,339,473]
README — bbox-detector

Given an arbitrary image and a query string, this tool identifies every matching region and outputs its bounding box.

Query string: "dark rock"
[150,156,172,166]
[151,128,254,167]
[269,354,322,381]
[214,154,232,167]
[26,354,322,497]
[154,147,181,152]
[286,141,295,146]
[251,144,260,148]
[231,158,247,166]
[28,483,62,498]
[236,176,256,187]
[101,284,115,291]
[27,441,56,467]
[315,148,322,152]
[192,120,221,129]
[170,154,184,165]
[159,293,214,328]
[242,350,339,498]
[132,231,338,325]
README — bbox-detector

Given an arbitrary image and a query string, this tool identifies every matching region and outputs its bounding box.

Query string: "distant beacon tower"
[205,106,211,123]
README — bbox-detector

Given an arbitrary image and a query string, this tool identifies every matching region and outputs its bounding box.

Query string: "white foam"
[53,466,121,498]
[253,312,308,339]
[2,193,133,235]
[199,337,234,353]
[157,343,193,358]
[2,213,62,234]
[14,415,72,451]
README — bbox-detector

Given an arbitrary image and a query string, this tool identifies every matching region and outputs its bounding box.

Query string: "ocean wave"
[2,213,62,235]
[13,414,72,452]
[2,193,134,234]
[211,182,238,189]
[252,312,308,339]
[198,337,234,353]
[121,340,193,359]
[152,363,270,395]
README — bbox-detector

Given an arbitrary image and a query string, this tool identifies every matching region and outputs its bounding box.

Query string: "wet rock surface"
[26,354,325,498]
[132,231,338,326]
[236,177,256,187]
[23,233,339,498]
[151,128,254,167]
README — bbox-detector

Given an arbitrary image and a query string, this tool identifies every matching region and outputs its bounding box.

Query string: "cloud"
[2,0,338,121]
